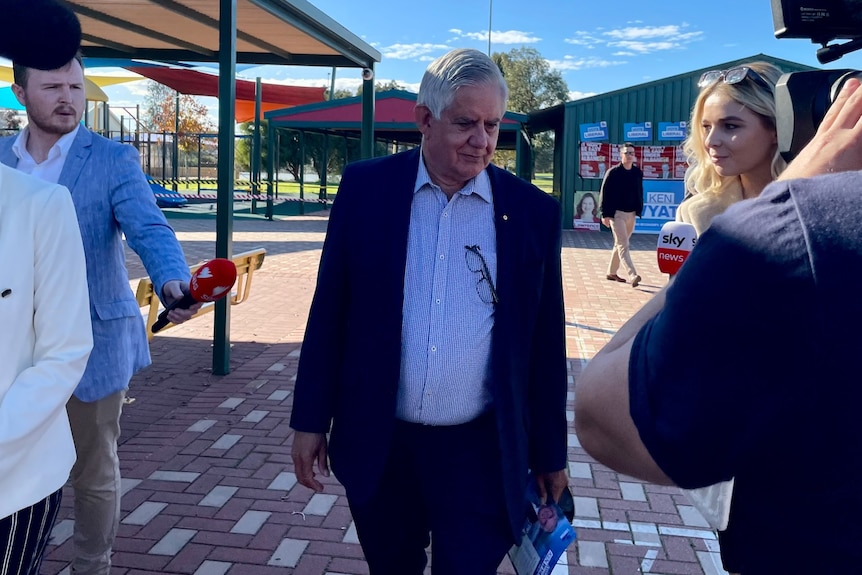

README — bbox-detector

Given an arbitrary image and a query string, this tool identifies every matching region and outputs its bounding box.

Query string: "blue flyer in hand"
[508,476,577,575]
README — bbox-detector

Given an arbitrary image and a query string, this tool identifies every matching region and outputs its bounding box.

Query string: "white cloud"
[608,40,681,54]
[381,43,450,60]
[604,25,689,40]
[547,56,627,72]
[124,81,151,97]
[602,24,703,54]
[449,29,540,44]
[562,23,703,57]
[568,90,597,101]
[564,31,602,47]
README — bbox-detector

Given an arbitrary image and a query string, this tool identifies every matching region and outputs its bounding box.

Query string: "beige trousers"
[66,390,126,575]
[607,210,638,279]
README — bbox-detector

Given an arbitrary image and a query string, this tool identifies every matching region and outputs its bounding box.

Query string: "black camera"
[771,0,862,160]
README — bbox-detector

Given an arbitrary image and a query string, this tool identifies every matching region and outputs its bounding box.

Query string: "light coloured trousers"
[66,390,125,575]
[607,210,638,279]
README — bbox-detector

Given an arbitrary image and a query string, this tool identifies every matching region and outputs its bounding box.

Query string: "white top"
[0,163,92,519]
[12,125,80,183]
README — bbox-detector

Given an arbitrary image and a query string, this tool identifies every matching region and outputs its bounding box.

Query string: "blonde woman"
[678,61,785,575]
[679,62,786,234]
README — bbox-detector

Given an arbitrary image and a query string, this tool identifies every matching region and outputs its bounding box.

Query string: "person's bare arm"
[575,288,674,485]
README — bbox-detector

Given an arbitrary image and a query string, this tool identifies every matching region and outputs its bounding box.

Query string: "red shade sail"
[128,67,326,122]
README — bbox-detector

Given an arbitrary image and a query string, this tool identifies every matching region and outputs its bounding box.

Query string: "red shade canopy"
[128,66,325,122]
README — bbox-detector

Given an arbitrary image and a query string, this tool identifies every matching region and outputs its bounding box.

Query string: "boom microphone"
[151,258,238,333]
[657,221,697,276]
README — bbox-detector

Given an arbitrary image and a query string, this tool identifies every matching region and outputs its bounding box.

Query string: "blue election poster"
[624,122,652,141]
[580,122,608,141]
[658,121,687,141]
[634,180,686,234]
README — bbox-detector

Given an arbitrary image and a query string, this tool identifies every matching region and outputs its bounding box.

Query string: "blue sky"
[7,0,862,120]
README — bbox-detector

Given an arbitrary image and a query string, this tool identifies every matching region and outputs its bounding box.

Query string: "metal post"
[252,77,262,214]
[173,91,180,192]
[361,68,375,159]
[488,0,493,56]
[265,123,274,220]
[299,130,305,216]
[213,0,237,375]
[197,134,202,195]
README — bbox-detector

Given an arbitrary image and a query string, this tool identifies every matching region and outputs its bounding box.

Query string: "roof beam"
[80,47,362,67]
[67,1,216,58]
[81,33,137,54]
[249,0,380,68]
[146,0,297,62]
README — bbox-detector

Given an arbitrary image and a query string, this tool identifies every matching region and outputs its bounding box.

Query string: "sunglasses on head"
[697,66,773,93]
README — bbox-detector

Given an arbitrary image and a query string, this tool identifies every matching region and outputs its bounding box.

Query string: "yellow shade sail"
[0,65,129,102]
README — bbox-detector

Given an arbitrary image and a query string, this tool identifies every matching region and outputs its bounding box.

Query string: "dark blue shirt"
[629,172,862,573]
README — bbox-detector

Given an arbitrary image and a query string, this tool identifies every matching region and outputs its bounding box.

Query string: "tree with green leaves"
[356,79,407,96]
[492,47,568,175]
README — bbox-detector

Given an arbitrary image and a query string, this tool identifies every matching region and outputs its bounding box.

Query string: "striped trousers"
[0,489,62,575]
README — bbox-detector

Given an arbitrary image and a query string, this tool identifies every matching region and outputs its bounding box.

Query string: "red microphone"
[657,221,697,276]
[151,258,238,333]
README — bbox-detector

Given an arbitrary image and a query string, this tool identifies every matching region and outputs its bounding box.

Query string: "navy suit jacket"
[0,128,190,401]
[290,149,568,538]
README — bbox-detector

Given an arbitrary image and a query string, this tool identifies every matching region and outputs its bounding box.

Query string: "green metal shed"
[527,53,816,228]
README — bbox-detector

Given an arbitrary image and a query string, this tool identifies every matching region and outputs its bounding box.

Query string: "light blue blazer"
[0,128,191,402]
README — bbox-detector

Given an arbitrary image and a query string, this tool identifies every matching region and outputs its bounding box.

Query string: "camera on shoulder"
[771,0,862,160]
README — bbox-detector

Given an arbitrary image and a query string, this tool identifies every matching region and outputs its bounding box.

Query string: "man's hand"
[162,280,203,324]
[602,217,612,227]
[292,431,330,492]
[780,77,862,180]
[534,469,569,505]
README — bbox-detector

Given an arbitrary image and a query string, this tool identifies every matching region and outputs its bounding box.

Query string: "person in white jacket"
[0,161,92,573]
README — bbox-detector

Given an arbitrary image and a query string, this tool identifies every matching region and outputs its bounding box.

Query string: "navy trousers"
[348,412,513,575]
[0,489,62,575]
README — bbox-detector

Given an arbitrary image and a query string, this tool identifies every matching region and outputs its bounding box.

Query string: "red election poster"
[673,145,689,179]
[639,145,675,180]
[578,142,611,179]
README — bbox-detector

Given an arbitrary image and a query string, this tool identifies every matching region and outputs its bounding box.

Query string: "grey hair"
[417,48,508,119]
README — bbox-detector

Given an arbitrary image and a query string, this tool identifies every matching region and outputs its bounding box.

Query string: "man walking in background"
[2,41,200,574]
[600,142,644,287]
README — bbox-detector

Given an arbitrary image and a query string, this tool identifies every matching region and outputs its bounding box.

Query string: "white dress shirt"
[12,125,80,183]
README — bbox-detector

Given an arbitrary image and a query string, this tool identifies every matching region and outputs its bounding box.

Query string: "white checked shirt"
[396,152,497,425]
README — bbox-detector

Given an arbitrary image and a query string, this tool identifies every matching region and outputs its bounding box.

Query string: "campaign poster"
[658,121,687,141]
[578,142,610,179]
[635,180,686,234]
[639,145,675,180]
[624,122,652,142]
[673,145,689,179]
[580,121,608,142]
[572,191,601,231]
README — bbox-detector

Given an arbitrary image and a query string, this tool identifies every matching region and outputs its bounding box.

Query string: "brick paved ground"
[40,209,728,575]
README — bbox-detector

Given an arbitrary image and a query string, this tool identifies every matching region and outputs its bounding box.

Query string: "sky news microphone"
[657,221,697,276]
[151,258,238,333]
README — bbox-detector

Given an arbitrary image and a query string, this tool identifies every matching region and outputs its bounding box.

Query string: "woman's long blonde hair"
[683,61,787,197]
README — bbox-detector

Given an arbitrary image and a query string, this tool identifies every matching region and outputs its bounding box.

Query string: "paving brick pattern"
[39,211,726,575]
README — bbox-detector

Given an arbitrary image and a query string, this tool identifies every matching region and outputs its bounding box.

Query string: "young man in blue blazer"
[290,48,569,574]
[1,52,199,574]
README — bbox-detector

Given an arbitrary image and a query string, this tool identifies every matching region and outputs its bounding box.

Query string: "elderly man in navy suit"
[1,50,199,574]
[290,48,569,574]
